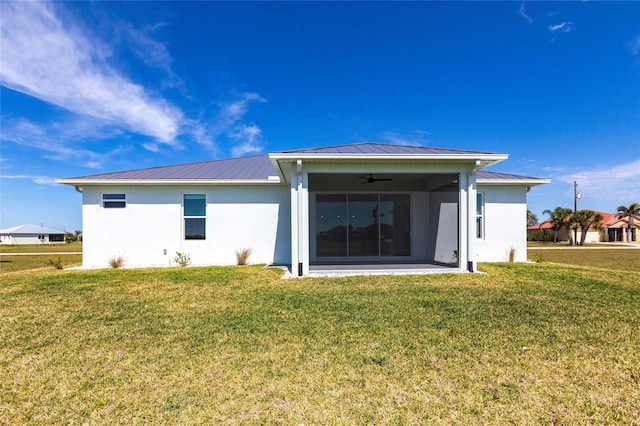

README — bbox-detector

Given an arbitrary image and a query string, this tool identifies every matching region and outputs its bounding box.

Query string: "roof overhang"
[269,152,509,183]
[477,178,550,187]
[55,178,283,186]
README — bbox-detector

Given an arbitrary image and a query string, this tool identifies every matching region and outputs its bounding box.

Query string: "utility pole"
[573,181,580,245]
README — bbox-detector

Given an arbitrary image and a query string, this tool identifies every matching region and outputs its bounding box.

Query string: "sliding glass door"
[315,193,410,258]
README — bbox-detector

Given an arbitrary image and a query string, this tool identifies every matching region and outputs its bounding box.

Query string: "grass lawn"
[528,248,640,272]
[0,243,82,273]
[0,242,82,254]
[0,254,83,273]
[1,263,638,424]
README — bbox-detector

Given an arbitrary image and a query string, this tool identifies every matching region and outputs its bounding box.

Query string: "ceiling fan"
[360,174,393,184]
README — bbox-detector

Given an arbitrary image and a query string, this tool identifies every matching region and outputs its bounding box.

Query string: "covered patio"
[269,143,508,276]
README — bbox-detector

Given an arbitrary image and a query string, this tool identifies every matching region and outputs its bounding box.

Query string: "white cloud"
[230,124,264,157]
[0,2,267,164]
[629,35,640,56]
[549,22,573,33]
[519,1,533,23]
[1,117,126,168]
[555,160,640,206]
[215,93,267,156]
[1,174,58,186]
[0,1,184,145]
[217,93,266,128]
[380,131,431,147]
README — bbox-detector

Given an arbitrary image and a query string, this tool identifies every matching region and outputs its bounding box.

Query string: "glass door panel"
[348,194,379,256]
[316,194,347,257]
[379,194,411,256]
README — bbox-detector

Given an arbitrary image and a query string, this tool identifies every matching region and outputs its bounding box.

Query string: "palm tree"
[543,207,573,244]
[573,210,604,246]
[526,210,538,227]
[616,203,640,242]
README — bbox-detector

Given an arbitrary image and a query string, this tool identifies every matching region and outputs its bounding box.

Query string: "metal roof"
[57,143,546,184]
[0,224,66,235]
[278,142,497,156]
[477,171,544,181]
[64,154,277,181]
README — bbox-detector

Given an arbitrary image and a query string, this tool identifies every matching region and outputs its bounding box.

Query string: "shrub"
[48,258,64,270]
[508,247,516,263]
[174,251,191,267]
[109,256,125,269]
[236,248,252,265]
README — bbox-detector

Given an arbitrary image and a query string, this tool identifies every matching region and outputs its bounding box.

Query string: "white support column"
[466,161,481,272]
[290,164,300,276]
[459,172,469,272]
[300,168,309,276]
[290,159,309,277]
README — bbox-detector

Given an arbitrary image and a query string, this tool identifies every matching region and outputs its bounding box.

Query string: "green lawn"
[1,263,638,424]
[0,242,82,254]
[528,248,640,272]
[0,243,82,273]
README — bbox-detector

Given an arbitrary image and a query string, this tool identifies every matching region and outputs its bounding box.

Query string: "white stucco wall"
[427,191,460,264]
[81,185,291,268]
[475,185,528,262]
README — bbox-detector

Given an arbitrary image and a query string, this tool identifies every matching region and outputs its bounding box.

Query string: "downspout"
[296,159,303,277]
[74,186,83,193]
[467,160,482,272]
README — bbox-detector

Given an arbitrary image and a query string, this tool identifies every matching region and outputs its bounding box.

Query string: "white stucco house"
[0,224,66,245]
[57,143,549,276]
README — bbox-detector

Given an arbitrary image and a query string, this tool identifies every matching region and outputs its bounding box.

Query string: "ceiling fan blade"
[358,174,392,183]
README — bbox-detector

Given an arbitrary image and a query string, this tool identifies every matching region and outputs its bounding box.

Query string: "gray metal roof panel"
[477,171,545,181]
[278,142,497,156]
[0,224,66,234]
[65,154,277,180]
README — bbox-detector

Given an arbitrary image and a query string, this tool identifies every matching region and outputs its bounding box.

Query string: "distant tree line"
[65,230,82,243]
[527,203,639,246]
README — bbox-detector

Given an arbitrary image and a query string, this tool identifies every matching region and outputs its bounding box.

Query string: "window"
[49,234,64,242]
[103,193,126,208]
[184,194,206,240]
[476,192,484,239]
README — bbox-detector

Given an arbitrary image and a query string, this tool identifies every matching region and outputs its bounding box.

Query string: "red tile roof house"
[527,211,640,243]
[57,142,549,276]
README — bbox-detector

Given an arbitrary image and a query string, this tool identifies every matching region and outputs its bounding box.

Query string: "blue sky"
[1,1,639,232]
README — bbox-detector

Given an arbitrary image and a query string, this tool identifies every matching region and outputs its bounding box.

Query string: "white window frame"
[183,194,206,240]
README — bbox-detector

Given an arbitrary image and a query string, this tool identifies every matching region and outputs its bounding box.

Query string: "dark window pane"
[103,193,125,200]
[104,201,126,208]
[316,194,347,257]
[184,194,206,216]
[185,218,206,240]
[348,194,379,256]
[380,194,411,256]
[49,234,64,242]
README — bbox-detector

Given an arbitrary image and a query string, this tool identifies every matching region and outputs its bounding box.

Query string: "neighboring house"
[527,211,640,243]
[57,142,549,276]
[0,224,66,245]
